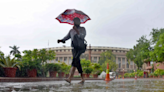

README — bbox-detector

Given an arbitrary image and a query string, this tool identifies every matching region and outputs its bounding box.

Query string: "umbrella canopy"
[56,9,91,25]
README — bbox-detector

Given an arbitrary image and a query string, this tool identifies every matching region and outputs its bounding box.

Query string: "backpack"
[72,34,87,53]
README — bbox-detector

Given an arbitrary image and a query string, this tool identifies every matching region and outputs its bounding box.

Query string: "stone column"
[116,57,118,72]
[116,56,118,64]
[61,57,63,62]
[97,56,99,63]
[125,58,127,69]
[67,57,69,65]
[121,57,122,69]
[89,44,91,61]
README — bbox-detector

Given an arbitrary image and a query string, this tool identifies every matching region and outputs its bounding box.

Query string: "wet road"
[0,79,164,92]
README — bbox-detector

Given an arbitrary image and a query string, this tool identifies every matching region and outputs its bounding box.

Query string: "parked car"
[110,72,116,79]
[98,71,116,79]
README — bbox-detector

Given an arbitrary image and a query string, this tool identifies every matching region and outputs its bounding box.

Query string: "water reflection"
[0,79,164,92]
[105,81,110,90]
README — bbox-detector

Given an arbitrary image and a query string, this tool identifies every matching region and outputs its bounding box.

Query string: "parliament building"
[45,45,146,74]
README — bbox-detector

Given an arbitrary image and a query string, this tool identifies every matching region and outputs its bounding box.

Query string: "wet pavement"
[0,79,164,92]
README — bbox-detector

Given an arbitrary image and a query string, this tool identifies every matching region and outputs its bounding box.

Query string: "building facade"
[46,45,138,73]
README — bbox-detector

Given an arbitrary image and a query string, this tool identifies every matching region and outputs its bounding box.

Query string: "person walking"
[144,71,146,78]
[57,17,86,84]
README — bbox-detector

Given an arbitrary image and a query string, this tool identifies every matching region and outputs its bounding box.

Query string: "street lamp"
[134,69,137,79]
[123,69,124,79]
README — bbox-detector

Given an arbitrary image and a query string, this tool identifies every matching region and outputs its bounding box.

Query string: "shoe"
[65,79,71,84]
[78,80,84,84]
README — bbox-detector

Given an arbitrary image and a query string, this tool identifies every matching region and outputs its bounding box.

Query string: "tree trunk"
[42,61,45,77]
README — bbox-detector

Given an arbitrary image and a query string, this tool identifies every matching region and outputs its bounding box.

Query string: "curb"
[0,77,105,82]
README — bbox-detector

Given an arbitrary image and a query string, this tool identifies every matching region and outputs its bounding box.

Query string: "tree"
[150,33,164,62]
[15,54,22,61]
[149,28,164,45]
[38,49,56,77]
[98,50,116,65]
[101,60,117,72]
[38,49,56,64]
[126,49,134,64]
[9,45,20,55]
[126,35,152,70]
[22,50,33,62]
[137,35,152,61]
[98,51,117,72]
[149,28,164,62]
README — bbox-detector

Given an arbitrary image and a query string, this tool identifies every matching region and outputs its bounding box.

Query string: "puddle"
[0,79,164,92]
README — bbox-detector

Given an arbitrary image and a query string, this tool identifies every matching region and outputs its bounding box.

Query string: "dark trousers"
[71,49,83,73]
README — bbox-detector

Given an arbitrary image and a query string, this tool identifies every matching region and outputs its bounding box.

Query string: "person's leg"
[75,53,85,84]
[79,72,85,83]
[66,66,76,83]
[65,49,77,83]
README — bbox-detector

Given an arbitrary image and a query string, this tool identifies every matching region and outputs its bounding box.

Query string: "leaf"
[0,63,6,67]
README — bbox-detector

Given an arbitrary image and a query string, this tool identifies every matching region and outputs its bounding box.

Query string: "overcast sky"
[0,0,164,55]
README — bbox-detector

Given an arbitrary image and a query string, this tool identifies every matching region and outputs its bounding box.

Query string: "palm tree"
[9,45,20,55]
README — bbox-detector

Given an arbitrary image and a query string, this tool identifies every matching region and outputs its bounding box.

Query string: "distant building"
[144,61,164,73]
[45,45,138,74]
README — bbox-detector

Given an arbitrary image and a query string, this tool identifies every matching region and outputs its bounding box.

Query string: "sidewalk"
[116,78,164,79]
[0,77,105,82]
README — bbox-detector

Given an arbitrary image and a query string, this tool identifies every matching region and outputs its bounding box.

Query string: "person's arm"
[62,30,71,42]
[57,30,71,43]
[78,27,86,39]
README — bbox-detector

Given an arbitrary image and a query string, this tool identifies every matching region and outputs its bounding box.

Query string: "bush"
[131,72,136,77]
[92,68,103,75]
[92,63,101,69]
[154,69,163,76]
[65,65,71,74]
[138,72,144,77]
[153,73,158,77]
[0,55,21,70]
[135,70,144,77]
[160,71,164,75]
[45,63,60,72]
[127,73,130,77]
[85,67,93,74]
[92,63,103,75]
[58,62,67,73]
[83,67,87,73]
[81,59,91,68]
[124,73,128,77]
[22,60,42,70]
[16,64,27,77]
[149,73,154,76]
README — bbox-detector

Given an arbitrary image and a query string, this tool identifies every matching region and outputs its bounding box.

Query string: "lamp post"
[134,70,137,80]
[134,70,135,77]
[123,69,124,79]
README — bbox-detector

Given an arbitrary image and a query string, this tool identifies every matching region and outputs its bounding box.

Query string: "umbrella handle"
[73,26,79,34]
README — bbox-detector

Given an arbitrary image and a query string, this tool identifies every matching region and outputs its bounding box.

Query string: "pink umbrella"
[56,9,91,25]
